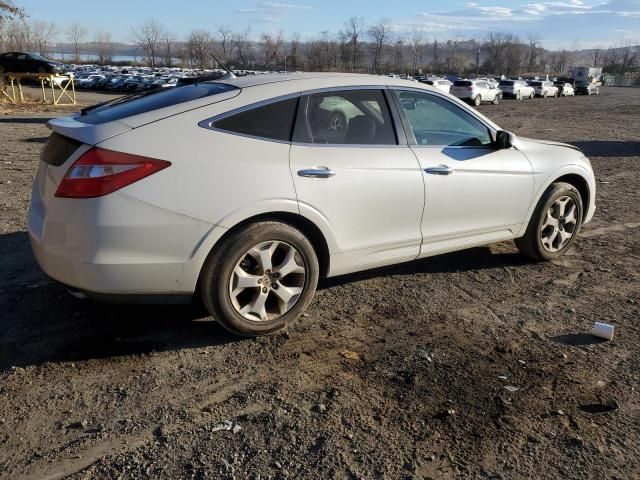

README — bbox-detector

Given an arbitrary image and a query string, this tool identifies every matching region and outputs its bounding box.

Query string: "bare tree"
[367,20,390,74]
[217,25,233,61]
[261,31,284,69]
[94,30,113,65]
[0,0,22,20]
[131,18,164,68]
[187,29,213,68]
[409,31,425,74]
[287,32,301,71]
[527,34,542,73]
[66,21,87,63]
[620,40,638,73]
[339,17,365,71]
[162,32,175,67]
[230,27,252,68]
[31,21,57,57]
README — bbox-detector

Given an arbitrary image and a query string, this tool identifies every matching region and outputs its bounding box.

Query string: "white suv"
[450,79,502,106]
[28,73,596,336]
[528,80,559,98]
[498,80,535,100]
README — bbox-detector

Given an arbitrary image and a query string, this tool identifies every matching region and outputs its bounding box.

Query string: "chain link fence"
[602,72,640,87]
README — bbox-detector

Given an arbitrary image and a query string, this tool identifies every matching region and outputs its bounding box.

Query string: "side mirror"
[495,130,515,149]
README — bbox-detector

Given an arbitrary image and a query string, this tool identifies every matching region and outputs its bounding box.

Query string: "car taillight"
[55,147,171,198]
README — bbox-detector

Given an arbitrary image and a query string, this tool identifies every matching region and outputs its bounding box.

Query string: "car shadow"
[549,333,607,346]
[0,231,238,371]
[21,136,48,143]
[321,245,531,289]
[569,141,640,158]
[1,231,530,370]
[0,117,55,124]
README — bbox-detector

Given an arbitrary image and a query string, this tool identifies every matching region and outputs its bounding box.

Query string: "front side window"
[212,97,298,142]
[293,89,396,145]
[394,90,493,147]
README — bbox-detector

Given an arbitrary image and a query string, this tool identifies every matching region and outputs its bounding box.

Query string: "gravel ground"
[1,87,639,480]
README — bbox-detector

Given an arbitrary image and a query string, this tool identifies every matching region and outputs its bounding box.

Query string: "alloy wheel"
[228,240,307,322]
[540,196,578,252]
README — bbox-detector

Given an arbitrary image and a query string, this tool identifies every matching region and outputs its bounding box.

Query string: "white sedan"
[29,73,596,336]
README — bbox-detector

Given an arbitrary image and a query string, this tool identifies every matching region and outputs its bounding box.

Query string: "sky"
[17,0,640,49]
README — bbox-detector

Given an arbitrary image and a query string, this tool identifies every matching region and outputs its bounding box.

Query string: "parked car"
[575,81,599,95]
[556,82,576,96]
[528,80,559,98]
[419,78,453,94]
[498,80,535,100]
[0,51,64,74]
[28,73,596,337]
[450,79,502,106]
[76,74,106,89]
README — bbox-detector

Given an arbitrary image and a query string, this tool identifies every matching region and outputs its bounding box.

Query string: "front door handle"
[298,166,336,178]
[424,165,453,176]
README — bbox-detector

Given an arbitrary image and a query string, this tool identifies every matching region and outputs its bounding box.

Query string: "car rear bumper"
[28,185,218,297]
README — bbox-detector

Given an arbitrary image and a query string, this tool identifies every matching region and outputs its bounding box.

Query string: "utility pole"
[476,41,480,75]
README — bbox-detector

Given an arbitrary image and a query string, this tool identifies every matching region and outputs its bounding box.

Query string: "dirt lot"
[1,87,639,480]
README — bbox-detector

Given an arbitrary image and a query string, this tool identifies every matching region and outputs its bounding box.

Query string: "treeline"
[0,16,638,76]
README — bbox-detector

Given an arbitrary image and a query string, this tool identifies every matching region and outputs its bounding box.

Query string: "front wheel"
[200,222,319,337]
[492,94,502,105]
[516,182,583,261]
[516,91,522,101]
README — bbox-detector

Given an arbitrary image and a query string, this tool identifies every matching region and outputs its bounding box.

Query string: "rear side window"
[211,97,299,142]
[80,83,238,125]
[40,133,81,166]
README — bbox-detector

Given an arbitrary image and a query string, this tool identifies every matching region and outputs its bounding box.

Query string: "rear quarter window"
[208,97,299,142]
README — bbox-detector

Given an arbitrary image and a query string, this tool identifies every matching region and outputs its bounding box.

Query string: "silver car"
[28,73,596,336]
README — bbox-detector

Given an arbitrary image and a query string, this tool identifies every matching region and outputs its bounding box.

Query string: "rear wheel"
[516,91,522,101]
[516,182,583,261]
[200,222,319,337]
[474,95,482,106]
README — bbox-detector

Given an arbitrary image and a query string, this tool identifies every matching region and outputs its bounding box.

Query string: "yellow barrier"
[0,73,76,106]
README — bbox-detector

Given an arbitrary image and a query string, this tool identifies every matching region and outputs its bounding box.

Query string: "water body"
[49,53,183,64]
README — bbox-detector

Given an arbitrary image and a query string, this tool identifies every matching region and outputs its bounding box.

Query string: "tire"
[200,221,319,337]
[530,92,535,99]
[474,95,482,106]
[515,182,584,261]
[492,94,501,105]
[543,91,547,98]
[516,91,522,101]
[0,65,4,74]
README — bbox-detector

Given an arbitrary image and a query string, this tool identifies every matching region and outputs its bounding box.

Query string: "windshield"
[80,82,238,125]
[29,53,48,61]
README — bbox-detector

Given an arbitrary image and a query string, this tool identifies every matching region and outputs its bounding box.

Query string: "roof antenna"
[210,51,236,79]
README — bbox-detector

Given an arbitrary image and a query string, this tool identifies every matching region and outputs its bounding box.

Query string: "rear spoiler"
[46,116,132,146]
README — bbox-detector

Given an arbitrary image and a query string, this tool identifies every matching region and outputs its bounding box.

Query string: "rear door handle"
[424,165,453,176]
[297,166,336,178]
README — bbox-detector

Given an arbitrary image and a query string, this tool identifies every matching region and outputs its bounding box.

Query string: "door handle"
[424,165,453,176]
[297,166,336,178]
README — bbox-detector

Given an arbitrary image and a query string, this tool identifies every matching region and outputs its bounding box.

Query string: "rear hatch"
[450,80,473,96]
[34,82,241,207]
